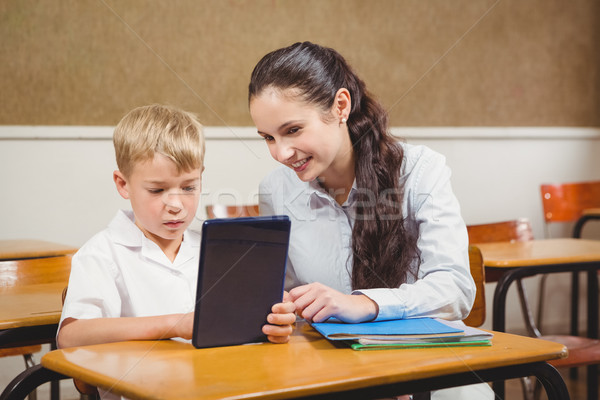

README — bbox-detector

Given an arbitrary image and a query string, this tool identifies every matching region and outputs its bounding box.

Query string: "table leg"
[492,262,600,400]
[491,268,518,399]
[530,362,571,400]
[569,270,580,380]
[586,267,599,339]
[586,267,599,400]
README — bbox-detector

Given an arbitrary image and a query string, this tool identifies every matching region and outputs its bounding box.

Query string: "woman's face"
[250,88,353,185]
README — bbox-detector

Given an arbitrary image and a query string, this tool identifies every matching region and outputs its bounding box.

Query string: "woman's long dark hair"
[249,42,420,289]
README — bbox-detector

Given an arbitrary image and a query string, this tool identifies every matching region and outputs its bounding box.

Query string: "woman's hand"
[289,282,378,323]
[262,291,297,343]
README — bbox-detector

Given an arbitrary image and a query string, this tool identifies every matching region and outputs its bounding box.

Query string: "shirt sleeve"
[354,148,475,321]
[59,240,122,328]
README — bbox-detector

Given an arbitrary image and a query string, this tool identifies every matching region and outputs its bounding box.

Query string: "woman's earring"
[341,117,347,124]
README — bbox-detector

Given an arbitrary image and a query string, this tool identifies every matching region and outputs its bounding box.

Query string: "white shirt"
[59,210,200,328]
[259,143,475,321]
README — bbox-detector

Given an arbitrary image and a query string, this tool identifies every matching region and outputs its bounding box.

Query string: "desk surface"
[41,323,567,400]
[0,282,65,330]
[0,240,77,260]
[475,238,600,268]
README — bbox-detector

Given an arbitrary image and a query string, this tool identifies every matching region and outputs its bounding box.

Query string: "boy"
[58,104,294,354]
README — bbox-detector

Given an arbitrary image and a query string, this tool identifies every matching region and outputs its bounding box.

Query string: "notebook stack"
[310,317,493,350]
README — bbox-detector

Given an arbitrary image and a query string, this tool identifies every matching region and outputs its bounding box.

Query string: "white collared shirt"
[259,143,475,321]
[59,210,201,328]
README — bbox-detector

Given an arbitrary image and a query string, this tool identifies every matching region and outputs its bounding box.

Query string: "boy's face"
[114,153,202,251]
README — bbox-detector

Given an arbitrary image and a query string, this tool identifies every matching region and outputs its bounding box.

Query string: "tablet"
[192,215,291,348]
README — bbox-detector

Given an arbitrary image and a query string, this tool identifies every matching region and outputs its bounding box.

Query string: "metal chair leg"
[586,364,598,400]
[519,376,534,400]
[535,275,548,332]
[516,279,542,338]
[21,355,37,400]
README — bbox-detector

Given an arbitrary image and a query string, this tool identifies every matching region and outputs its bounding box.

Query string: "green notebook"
[349,340,492,351]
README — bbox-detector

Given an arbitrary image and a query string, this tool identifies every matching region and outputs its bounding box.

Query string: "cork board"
[1,0,599,127]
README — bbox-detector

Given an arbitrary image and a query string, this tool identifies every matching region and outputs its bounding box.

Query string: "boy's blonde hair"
[113,104,205,177]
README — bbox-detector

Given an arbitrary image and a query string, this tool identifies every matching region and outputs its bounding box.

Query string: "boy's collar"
[108,210,145,247]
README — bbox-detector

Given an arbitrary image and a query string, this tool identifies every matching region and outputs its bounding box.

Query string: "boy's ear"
[113,170,130,200]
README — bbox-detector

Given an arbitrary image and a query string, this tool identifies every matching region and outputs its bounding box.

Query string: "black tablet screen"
[192,215,290,348]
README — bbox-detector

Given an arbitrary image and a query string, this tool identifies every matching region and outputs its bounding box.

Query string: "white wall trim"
[1,125,599,141]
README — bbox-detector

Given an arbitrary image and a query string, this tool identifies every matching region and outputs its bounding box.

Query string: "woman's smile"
[291,156,312,172]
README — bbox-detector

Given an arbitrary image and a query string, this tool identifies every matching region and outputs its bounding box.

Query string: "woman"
[251,42,492,399]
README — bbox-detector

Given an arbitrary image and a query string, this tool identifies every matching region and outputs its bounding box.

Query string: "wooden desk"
[475,238,600,399]
[0,250,74,349]
[0,322,570,400]
[0,282,66,347]
[475,238,600,333]
[0,240,76,400]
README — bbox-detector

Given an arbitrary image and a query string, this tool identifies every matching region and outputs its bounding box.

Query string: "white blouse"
[259,143,475,321]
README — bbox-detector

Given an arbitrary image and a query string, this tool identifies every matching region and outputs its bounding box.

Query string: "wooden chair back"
[467,218,534,283]
[463,246,486,327]
[206,204,260,219]
[466,218,534,244]
[0,345,41,357]
[540,180,600,223]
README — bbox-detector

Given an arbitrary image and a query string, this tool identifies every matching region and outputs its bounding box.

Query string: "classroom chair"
[539,180,600,340]
[468,218,600,400]
[466,219,536,334]
[205,204,260,219]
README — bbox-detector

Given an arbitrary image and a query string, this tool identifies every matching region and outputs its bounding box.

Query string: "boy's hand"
[263,291,296,344]
[289,282,378,323]
[169,312,195,340]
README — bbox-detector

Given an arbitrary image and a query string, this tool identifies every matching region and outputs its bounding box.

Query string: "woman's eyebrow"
[278,120,303,131]
[257,120,304,135]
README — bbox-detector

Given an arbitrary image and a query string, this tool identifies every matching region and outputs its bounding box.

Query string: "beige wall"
[1,0,599,127]
[2,126,600,335]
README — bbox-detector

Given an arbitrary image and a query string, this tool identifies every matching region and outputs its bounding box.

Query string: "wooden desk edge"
[0,240,77,260]
[39,331,569,400]
[474,238,600,267]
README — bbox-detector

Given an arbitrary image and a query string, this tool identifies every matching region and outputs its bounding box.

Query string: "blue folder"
[311,317,464,340]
